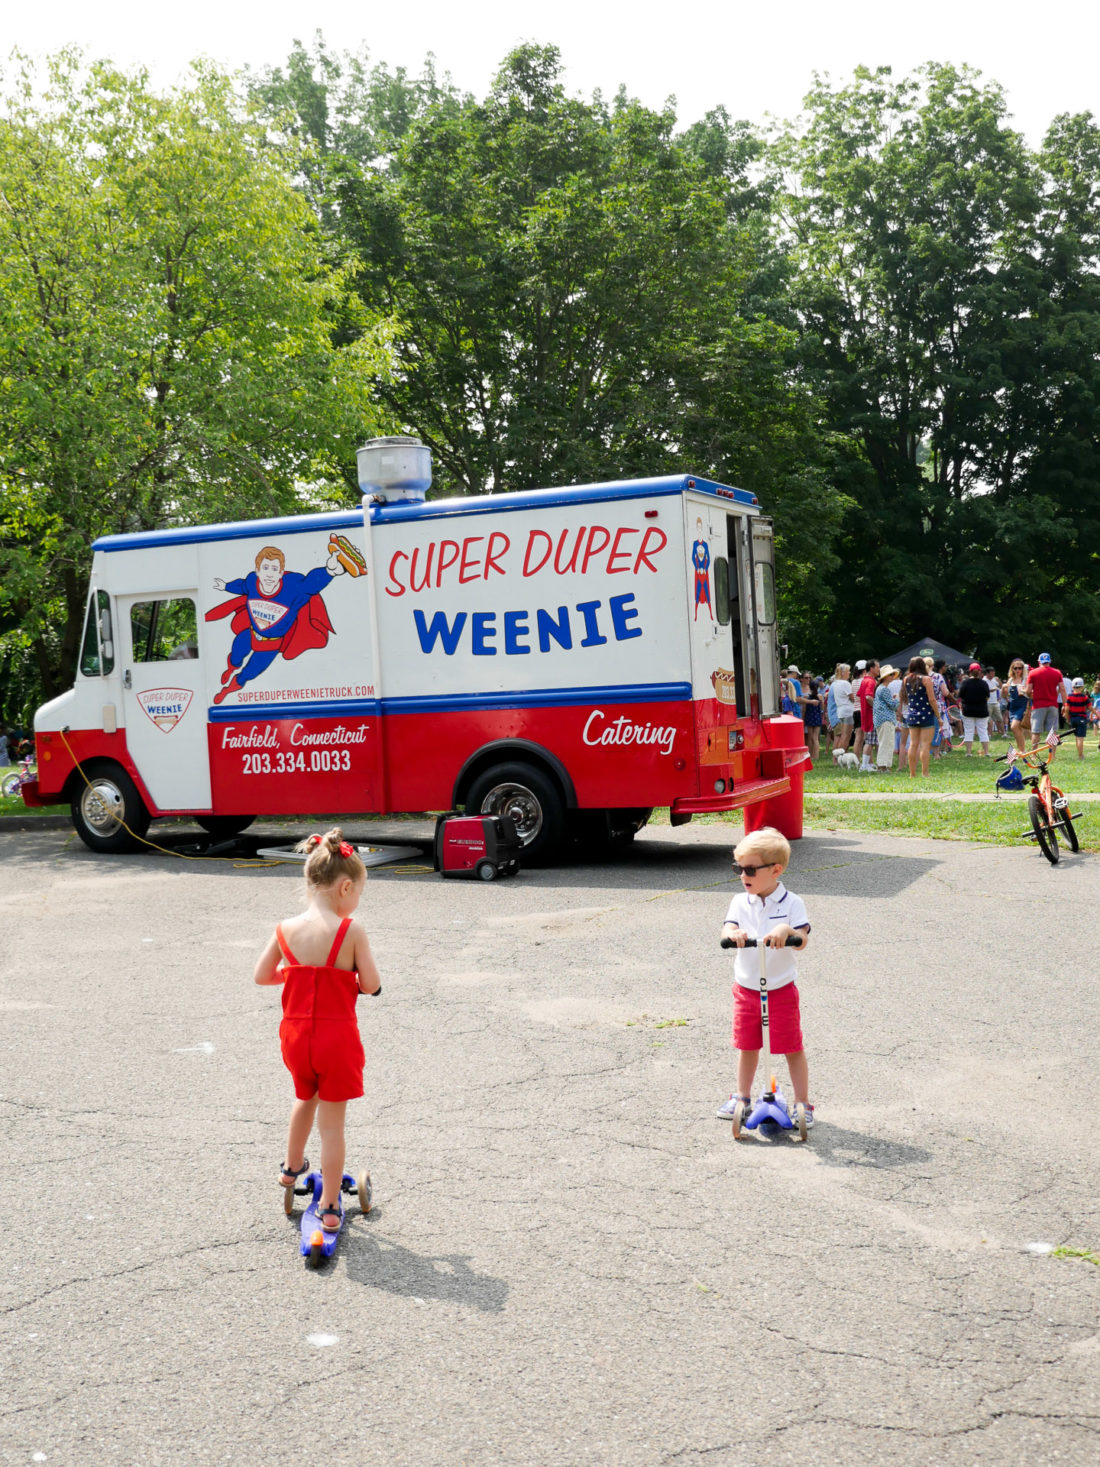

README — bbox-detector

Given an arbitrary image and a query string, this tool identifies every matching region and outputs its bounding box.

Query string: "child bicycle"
[1,754,36,799]
[994,733,1081,865]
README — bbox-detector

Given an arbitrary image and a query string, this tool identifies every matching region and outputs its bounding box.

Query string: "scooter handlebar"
[720,934,805,949]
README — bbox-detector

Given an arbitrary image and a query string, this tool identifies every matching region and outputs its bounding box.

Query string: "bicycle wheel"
[1029,792,1059,865]
[1052,789,1080,852]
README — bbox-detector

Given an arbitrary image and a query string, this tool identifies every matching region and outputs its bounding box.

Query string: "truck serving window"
[130,598,199,663]
[80,591,115,677]
[714,557,731,627]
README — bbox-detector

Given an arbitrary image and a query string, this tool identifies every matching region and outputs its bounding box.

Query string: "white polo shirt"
[723,882,810,991]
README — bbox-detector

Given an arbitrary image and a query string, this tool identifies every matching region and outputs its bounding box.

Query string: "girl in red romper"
[254,829,382,1231]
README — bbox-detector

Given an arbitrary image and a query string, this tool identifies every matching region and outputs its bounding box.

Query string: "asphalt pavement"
[2,821,1098,1465]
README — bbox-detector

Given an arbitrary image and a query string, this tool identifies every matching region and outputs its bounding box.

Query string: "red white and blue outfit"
[723,882,811,1054]
[205,567,335,690]
[692,540,712,620]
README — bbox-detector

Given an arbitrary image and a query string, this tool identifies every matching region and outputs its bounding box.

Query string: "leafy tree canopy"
[0,51,391,705]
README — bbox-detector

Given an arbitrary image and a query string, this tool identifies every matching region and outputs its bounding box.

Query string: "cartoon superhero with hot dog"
[206,535,365,705]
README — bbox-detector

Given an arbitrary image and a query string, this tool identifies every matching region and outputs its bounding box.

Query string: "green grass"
[0,793,66,817]
[805,738,1100,795]
[804,796,1096,850]
[1052,1247,1100,1266]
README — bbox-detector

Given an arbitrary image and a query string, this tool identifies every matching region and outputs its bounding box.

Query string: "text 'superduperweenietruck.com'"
[26,440,810,860]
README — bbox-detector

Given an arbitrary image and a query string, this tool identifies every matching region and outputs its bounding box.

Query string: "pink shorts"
[732,982,804,1054]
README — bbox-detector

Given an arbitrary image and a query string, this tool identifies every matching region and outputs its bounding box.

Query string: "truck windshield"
[80,591,115,677]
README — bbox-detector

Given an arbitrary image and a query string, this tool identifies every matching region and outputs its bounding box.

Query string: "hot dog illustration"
[328,533,367,577]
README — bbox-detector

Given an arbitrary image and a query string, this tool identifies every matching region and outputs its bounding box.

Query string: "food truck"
[24,437,810,860]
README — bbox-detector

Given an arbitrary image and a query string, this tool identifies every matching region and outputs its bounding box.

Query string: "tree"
[776,64,1100,667]
[300,43,846,621]
[0,53,390,708]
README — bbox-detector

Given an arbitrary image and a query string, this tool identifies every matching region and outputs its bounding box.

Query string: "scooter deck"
[744,1096,795,1131]
[298,1171,356,1263]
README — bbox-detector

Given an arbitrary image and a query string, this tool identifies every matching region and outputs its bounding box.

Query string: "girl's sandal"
[279,1158,310,1188]
[318,1202,342,1233]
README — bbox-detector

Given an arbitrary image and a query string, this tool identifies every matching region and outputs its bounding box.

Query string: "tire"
[358,1170,372,1215]
[283,1185,295,1217]
[195,815,255,839]
[570,807,654,853]
[732,1100,747,1140]
[1029,792,1059,865]
[476,860,497,882]
[465,761,566,865]
[1052,791,1080,852]
[70,765,150,854]
[795,1102,808,1142]
[1,773,21,798]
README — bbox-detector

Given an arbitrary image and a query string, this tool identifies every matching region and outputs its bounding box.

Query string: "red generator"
[434,812,522,881]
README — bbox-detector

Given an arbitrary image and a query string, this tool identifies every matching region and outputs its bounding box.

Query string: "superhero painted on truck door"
[205,536,365,705]
[691,519,712,621]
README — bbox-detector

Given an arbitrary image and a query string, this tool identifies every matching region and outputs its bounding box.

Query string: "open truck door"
[749,518,780,718]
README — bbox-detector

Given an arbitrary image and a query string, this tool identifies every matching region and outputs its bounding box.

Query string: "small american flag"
[1045,729,1060,749]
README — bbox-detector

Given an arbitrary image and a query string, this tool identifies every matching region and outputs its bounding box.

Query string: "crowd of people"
[780,655,1100,778]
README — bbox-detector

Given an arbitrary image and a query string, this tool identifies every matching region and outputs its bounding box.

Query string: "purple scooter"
[720,933,808,1141]
[285,1168,373,1268]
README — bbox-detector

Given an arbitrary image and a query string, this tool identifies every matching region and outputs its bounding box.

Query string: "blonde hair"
[294,826,366,889]
[835,662,850,679]
[734,826,790,870]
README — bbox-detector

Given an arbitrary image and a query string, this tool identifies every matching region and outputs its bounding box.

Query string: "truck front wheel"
[70,766,151,854]
[465,761,565,866]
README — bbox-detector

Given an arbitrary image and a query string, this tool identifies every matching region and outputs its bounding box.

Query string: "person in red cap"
[957,662,991,756]
[1025,653,1064,749]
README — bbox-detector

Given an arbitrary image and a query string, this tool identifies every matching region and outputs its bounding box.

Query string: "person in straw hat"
[873,665,901,770]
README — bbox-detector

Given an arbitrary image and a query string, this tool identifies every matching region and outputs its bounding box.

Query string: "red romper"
[276,917,365,1102]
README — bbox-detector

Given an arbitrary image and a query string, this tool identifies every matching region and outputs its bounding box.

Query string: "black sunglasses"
[733,862,772,876]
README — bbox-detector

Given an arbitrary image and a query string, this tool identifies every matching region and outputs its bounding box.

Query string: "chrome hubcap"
[81,779,124,835]
[479,782,542,843]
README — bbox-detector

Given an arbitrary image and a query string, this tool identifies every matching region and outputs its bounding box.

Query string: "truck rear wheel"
[465,761,565,866]
[70,765,150,854]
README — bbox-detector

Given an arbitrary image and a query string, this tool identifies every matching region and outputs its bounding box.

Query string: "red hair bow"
[339,841,353,857]
[305,834,322,849]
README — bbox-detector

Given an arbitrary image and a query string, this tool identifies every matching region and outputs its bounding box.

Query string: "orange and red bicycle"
[994,734,1081,865]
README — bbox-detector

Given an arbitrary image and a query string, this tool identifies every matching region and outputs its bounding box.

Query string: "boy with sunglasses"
[716,827,814,1127]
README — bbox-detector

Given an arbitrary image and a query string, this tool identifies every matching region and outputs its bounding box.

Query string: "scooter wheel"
[306,1240,325,1269]
[732,1100,747,1140]
[283,1184,295,1216]
[358,1170,373,1215]
[795,1102,808,1142]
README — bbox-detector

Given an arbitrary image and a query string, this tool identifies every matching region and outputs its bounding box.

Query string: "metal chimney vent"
[357,435,432,503]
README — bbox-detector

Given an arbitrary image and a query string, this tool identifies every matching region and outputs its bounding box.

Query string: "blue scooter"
[720,933,808,1141]
[285,1168,373,1268]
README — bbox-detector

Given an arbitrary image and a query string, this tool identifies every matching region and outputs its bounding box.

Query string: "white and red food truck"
[25,438,810,860]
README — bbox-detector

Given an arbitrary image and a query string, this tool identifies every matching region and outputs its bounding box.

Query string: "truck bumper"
[19,780,57,809]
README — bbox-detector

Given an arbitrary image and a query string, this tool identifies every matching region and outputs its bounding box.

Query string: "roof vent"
[357,435,432,503]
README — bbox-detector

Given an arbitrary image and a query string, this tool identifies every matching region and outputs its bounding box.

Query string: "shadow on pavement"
[2,824,944,900]
[807,1122,932,1171]
[341,1231,510,1311]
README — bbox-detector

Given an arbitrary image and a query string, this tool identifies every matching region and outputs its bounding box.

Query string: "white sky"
[5,0,1097,143]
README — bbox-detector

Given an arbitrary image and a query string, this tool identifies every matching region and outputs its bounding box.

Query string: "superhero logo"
[137,688,194,732]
